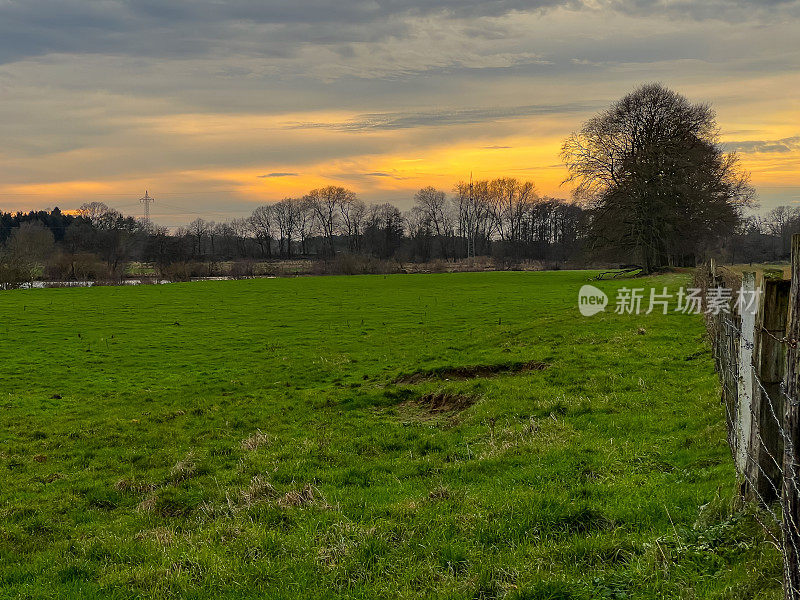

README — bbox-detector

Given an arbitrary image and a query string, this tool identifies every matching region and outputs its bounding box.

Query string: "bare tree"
[765,206,800,258]
[188,218,211,257]
[364,203,404,258]
[562,83,754,271]
[296,197,315,256]
[488,178,537,254]
[273,199,299,257]
[6,222,55,264]
[453,180,493,257]
[230,218,251,257]
[145,225,173,268]
[0,222,55,287]
[211,221,238,259]
[74,203,143,274]
[248,205,274,258]
[413,187,453,258]
[77,202,117,228]
[406,204,433,262]
[339,197,366,252]
[306,186,356,257]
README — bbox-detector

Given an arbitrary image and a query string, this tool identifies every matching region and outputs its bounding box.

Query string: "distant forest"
[0,179,794,285]
[0,180,589,283]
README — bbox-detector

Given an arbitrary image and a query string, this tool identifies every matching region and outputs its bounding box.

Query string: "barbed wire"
[709,292,800,595]
[762,325,800,350]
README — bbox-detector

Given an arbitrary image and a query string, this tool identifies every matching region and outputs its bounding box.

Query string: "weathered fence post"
[737,272,757,477]
[747,271,789,504]
[711,266,739,458]
[784,234,800,599]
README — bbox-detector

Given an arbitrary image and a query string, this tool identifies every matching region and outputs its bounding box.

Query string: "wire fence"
[697,262,800,598]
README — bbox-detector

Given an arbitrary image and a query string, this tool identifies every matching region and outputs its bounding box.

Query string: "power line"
[0,189,253,198]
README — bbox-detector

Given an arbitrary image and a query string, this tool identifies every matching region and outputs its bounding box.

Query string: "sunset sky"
[1,0,798,225]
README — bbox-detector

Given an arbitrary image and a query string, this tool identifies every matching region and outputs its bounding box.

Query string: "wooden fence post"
[747,272,789,504]
[712,267,739,458]
[783,234,800,599]
[737,272,757,477]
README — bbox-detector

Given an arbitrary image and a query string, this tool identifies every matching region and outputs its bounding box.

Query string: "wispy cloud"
[286,103,591,131]
[724,136,800,154]
[335,171,411,181]
[258,172,299,178]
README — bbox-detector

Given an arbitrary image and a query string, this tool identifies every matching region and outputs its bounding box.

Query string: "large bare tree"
[562,83,754,271]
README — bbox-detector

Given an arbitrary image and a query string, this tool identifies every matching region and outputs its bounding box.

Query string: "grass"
[0,270,783,599]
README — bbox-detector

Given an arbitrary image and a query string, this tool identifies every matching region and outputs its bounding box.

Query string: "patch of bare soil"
[395,360,547,384]
[414,392,479,414]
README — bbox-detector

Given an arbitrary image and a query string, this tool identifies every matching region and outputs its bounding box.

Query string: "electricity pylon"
[139,190,155,226]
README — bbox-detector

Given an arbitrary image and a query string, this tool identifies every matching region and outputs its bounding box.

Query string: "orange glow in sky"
[0,3,797,222]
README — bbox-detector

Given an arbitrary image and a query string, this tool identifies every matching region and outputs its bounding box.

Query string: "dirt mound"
[396,360,547,384]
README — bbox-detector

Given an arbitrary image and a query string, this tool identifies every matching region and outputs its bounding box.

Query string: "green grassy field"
[0,271,782,599]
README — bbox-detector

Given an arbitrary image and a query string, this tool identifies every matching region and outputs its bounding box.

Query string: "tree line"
[214,181,584,262]
[0,180,585,284]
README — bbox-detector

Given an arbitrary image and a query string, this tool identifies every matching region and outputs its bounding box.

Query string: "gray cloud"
[0,0,797,66]
[258,172,299,178]
[0,0,567,64]
[724,136,800,154]
[287,103,591,131]
[603,0,800,20]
